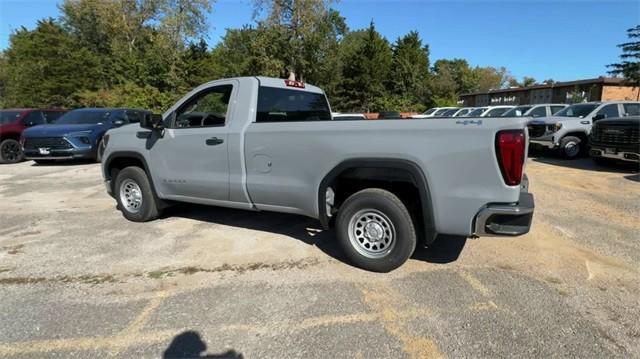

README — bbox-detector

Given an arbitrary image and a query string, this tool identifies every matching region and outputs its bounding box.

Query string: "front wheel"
[115,166,161,222]
[96,138,106,163]
[336,188,417,272]
[0,139,24,164]
[559,136,582,159]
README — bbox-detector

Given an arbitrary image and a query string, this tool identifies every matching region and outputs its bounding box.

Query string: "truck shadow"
[163,204,465,266]
[531,156,639,174]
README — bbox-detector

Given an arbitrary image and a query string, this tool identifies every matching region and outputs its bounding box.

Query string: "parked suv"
[528,101,640,158]
[465,106,515,117]
[502,104,568,118]
[22,108,148,163]
[589,116,640,164]
[0,108,66,163]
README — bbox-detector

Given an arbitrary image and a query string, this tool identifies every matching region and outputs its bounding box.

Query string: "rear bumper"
[473,190,535,237]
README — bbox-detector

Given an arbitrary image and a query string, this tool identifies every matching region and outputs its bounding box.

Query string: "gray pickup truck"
[101,76,534,272]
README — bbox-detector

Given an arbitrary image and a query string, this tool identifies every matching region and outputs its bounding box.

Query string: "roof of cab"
[255,76,324,94]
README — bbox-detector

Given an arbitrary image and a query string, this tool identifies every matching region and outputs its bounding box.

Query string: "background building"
[459,77,640,107]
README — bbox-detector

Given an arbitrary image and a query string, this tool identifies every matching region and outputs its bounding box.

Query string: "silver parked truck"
[101,77,534,272]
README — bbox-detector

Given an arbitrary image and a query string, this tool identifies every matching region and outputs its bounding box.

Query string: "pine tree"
[608,25,640,89]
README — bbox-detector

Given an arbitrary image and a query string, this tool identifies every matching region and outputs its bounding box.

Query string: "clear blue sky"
[1,0,638,81]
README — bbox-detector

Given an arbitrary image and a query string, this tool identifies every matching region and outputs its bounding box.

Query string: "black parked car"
[378,111,402,119]
[589,116,639,165]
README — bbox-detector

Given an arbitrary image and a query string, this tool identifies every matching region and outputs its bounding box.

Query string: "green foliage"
[1,0,534,113]
[4,19,101,108]
[608,25,640,87]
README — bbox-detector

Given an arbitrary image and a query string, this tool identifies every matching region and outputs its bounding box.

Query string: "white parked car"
[502,104,568,118]
[411,107,457,119]
[465,106,515,117]
[332,112,367,121]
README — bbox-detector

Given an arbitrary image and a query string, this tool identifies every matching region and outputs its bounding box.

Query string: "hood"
[528,116,578,125]
[23,123,107,138]
[594,117,640,127]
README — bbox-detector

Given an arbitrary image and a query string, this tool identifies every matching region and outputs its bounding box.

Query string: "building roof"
[460,77,630,97]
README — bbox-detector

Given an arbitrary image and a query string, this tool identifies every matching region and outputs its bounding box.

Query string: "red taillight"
[496,130,525,186]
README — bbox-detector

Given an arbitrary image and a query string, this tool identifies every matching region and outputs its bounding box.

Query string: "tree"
[522,76,536,87]
[334,23,392,112]
[608,25,640,89]
[251,0,346,84]
[389,31,430,110]
[468,66,511,92]
[0,52,7,108]
[4,19,101,107]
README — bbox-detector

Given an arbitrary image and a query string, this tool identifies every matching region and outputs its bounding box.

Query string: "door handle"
[206,137,224,146]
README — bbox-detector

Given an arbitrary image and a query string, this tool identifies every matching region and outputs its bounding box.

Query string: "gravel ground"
[0,156,638,358]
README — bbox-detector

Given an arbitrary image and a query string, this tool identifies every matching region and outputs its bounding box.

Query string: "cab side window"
[550,106,566,115]
[23,111,45,126]
[623,103,640,116]
[529,107,546,117]
[174,85,233,128]
[596,104,619,119]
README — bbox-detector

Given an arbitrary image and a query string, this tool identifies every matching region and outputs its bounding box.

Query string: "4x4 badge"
[456,119,483,126]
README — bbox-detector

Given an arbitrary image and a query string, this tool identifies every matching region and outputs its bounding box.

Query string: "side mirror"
[592,114,605,122]
[141,113,164,131]
[113,119,125,127]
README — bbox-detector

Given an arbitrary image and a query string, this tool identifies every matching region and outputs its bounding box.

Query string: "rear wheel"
[0,139,24,164]
[336,188,416,272]
[115,166,160,222]
[560,136,582,159]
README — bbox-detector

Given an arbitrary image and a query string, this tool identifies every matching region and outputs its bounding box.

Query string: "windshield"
[423,108,437,115]
[441,109,458,117]
[485,107,511,117]
[0,111,22,125]
[55,110,111,125]
[467,108,487,117]
[502,106,532,117]
[554,104,598,118]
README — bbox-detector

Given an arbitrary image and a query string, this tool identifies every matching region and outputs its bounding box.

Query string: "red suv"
[0,109,67,163]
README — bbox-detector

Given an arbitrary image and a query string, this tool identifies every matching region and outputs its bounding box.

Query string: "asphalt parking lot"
[0,156,638,358]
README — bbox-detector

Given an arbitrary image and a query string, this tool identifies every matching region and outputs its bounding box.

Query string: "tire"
[335,188,416,272]
[559,136,582,159]
[114,166,160,222]
[96,138,105,163]
[0,139,24,164]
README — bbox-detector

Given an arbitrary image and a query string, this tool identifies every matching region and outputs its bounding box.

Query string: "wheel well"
[105,156,145,191]
[319,160,437,245]
[563,132,588,143]
[0,133,21,142]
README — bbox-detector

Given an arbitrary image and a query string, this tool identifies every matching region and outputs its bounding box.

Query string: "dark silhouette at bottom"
[163,331,243,359]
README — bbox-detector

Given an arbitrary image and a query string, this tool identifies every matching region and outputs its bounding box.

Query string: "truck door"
[148,84,235,201]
